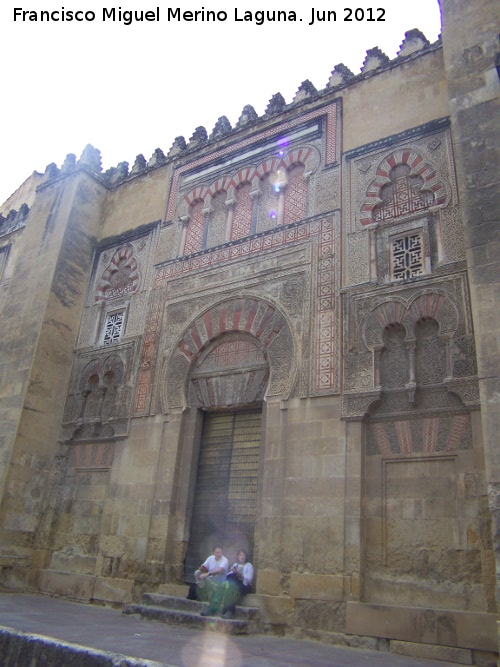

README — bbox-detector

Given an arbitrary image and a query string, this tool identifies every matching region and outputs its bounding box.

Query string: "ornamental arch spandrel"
[161,294,298,413]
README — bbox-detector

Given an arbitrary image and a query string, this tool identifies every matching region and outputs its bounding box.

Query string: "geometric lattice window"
[184,200,205,255]
[390,232,425,281]
[284,164,307,225]
[231,183,253,241]
[103,310,125,346]
[374,164,434,223]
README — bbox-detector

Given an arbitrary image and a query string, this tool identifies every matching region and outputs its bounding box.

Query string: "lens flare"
[269,168,287,191]
[277,136,289,150]
[181,629,243,667]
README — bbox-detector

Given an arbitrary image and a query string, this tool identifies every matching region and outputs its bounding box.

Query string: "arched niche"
[95,244,140,303]
[360,148,449,226]
[162,296,297,412]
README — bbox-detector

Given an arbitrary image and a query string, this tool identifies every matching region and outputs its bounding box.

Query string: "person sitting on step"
[220,549,254,619]
[186,546,229,616]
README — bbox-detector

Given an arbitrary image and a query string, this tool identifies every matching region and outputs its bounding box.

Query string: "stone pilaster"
[439,0,500,649]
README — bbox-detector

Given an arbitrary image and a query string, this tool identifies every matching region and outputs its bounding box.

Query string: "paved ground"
[0,592,462,667]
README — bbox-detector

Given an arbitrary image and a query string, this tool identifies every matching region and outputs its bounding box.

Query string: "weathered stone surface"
[256,570,282,597]
[253,594,294,626]
[346,602,498,652]
[295,599,345,633]
[0,627,165,667]
[439,0,500,629]
[390,639,472,664]
[33,570,95,601]
[93,577,133,604]
[290,573,344,601]
[123,594,260,634]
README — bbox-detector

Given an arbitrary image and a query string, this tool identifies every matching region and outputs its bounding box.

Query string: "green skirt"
[197,578,240,612]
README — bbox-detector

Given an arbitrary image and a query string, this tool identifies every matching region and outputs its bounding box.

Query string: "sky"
[1,1,442,207]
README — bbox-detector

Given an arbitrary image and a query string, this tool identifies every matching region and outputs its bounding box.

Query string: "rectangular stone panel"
[346,602,497,651]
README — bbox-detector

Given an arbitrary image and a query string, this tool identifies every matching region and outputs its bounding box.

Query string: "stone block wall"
[0,172,107,583]
[0,7,498,661]
[439,0,500,620]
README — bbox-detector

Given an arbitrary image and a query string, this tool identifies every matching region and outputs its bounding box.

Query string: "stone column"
[178,216,189,257]
[250,188,260,235]
[224,198,235,242]
[201,206,211,250]
[368,227,378,282]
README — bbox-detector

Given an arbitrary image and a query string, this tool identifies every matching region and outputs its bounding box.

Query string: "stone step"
[123,603,252,635]
[142,593,205,614]
[122,594,261,635]
[142,593,260,621]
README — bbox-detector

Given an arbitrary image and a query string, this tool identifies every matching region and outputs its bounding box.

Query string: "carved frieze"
[439,206,466,264]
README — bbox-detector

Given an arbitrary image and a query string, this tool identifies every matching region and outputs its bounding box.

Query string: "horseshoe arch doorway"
[184,333,270,581]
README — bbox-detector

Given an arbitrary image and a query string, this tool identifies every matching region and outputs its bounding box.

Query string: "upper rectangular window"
[390,232,425,281]
[102,309,125,346]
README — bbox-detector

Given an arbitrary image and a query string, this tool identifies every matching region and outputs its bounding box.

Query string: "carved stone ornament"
[188,332,270,409]
[95,244,141,303]
[360,150,449,226]
[446,379,481,408]
[60,343,136,442]
[175,144,321,223]
[342,277,478,420]
[161,296,298,411]
[361,290,460,352]
[342,390,382,420]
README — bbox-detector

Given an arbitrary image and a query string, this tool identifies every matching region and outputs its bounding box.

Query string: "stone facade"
[0,3,499,664]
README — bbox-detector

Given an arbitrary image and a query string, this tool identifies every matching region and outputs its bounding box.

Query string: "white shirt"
[202,554,229,582]
[230,561,254,587]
